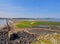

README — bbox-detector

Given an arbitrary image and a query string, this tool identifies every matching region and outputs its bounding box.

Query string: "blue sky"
[0,0,60,18]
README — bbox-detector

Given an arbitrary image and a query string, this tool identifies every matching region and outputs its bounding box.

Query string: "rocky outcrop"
[0,26,37,44]
[0,26,9,44]
[9,31,37,44]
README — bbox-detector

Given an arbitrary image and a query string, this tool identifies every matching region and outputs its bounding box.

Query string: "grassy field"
[16,21,60,28]
[31,33,60,44]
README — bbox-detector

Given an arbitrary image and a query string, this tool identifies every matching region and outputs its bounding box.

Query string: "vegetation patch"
[31,33,60,44]
[16,21,60,28]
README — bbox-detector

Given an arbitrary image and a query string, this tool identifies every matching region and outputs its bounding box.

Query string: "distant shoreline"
[0,18,60,22]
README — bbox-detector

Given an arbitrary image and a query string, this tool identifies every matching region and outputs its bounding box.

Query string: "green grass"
[16,21,60,28]
[16,21,31,28]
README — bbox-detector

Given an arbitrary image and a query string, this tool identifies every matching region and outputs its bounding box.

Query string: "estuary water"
[0,19,6,26]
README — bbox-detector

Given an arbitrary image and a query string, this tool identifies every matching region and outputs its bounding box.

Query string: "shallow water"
[0,19,6,26]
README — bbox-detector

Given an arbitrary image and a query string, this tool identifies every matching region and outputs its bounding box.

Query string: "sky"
[0,0,60,18]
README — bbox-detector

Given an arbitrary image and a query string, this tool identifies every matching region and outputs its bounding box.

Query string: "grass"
[16,21,60,28]
[31,33,60,44]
